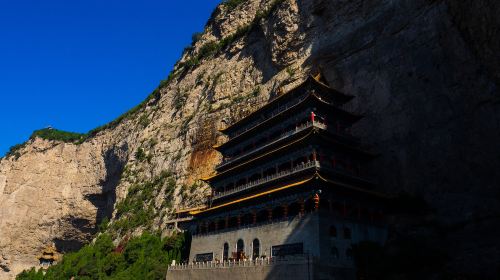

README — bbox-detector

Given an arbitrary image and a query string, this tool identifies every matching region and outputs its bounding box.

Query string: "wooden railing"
[228,94,309,139]
[213,160,320,200]
[218,120,326,169]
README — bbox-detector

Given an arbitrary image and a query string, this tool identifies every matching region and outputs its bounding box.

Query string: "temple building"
[170,73,389,280]
[37,245,60,269]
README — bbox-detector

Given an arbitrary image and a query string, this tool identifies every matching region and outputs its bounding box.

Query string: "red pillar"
[313,194,320,211]
[252,211,257,224]
[267,208,273,222]
[283,204,288,219]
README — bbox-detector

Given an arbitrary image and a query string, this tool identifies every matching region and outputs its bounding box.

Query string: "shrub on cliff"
[222,0,247,11]
[30,128,86,143]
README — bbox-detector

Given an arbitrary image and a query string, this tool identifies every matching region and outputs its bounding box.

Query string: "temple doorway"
[236,239,245,260]
[252,239,260,259]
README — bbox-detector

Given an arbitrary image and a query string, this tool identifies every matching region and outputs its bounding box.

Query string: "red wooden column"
[299,198,305,216]
[252,211,257,225]
[225,216,229,229]
[267,208,273,222]
[283,204,289,219]
[237,214,241,228]
[215,219,219,231]
[313,194,320,211]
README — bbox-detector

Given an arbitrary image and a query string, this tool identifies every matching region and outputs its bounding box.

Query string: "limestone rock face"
[0,139,107,278]
[1,0,499,278]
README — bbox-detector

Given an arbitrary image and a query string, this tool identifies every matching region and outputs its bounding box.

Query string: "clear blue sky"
[0,0,221,157]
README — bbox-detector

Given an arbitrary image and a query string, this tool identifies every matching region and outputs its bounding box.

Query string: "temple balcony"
[218,118,361,171]
[227,92,310,140]
[212,147,315,189]
[222,76,354,139]
[226,91,358,142]
[218,120,326,169]
[222,110,312,156]
[213,157,373,201]
[213,160,320,200]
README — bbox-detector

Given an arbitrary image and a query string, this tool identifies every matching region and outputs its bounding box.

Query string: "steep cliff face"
[1,0,499,278]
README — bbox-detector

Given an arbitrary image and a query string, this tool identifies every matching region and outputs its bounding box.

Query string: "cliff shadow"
[87,143,128,230]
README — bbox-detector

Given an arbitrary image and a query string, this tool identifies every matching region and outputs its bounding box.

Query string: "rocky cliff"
[1,0,499,278]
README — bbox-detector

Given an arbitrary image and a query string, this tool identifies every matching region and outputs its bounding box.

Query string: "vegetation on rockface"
[179,0,285,70]
[16,232,188,280]
[222,0,247,11]
[208,85,261,113]
[31,128,87,143]
[191,32,203,45]
[5,143,26,160]
[172,91,189,112]
[110,170,176,236]
[134,147,153,163]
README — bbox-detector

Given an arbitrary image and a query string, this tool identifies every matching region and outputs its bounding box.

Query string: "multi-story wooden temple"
[181,73,388,279]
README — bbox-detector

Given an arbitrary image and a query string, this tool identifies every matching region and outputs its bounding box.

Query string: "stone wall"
[189,214,320,261]
[166,258,359,280]
[166,260,314,280]
[189,211,387,265]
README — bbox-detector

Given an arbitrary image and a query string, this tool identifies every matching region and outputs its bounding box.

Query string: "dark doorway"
[252,238,260,259]
[223,242,229,261]
[236,239,245,260]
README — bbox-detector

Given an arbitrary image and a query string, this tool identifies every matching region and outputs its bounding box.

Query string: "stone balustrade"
[168,254,311,270]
